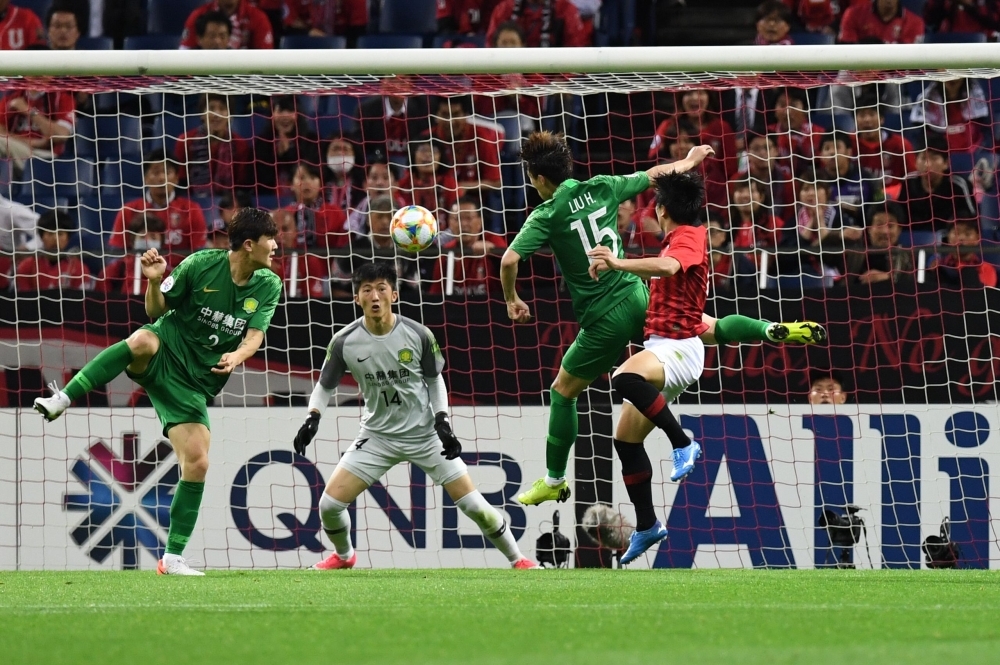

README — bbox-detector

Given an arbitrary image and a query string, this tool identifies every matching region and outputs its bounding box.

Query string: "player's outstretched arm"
[140,249,168,319]
[587,246,682,281]
[500,248,532,323]
[646,145,715,179]
[212,328,264,375]
[295,338,346,454]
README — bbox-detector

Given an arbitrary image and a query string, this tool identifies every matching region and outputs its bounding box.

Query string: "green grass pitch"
[2,569,998,664]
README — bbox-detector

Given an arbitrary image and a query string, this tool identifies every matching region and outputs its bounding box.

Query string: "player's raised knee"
[182,453,210,482]
[126,329,159,360]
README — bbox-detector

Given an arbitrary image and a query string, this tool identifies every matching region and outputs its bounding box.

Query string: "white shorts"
[336,428,469,487]
[643,335,705,402]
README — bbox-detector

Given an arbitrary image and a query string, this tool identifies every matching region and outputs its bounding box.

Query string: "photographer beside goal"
[294,262,536,570]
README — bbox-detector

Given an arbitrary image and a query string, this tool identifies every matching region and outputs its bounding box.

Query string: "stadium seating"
[790,32,835,45]
[123,35,183,50]
[356,35,423,49]
[595,0,637,47]
[77,37,115,50]
[432,34,486,48]
[280,35,347,49]
[16,0,51,21]
[379,0,437,35]
[148,0,205,36]
[98,159,145,202]
[924,32,988,44]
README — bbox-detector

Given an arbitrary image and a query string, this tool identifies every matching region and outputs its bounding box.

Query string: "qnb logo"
[62,433,177,569]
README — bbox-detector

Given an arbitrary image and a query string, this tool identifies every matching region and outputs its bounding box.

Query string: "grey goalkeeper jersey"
[319,316,445,441]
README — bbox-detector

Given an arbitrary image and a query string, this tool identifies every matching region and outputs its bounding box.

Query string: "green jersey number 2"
[569,207,618,261]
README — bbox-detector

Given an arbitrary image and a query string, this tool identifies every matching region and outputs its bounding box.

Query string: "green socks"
[713,315,771,345]
[166,480,205,556]
[63,340,134,402]
[545,388,578,479]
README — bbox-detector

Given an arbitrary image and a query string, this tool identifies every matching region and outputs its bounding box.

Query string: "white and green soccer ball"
[390,205,438,253]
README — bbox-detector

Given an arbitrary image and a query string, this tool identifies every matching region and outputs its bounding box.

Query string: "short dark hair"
[756,0,792,23]
[492,20,526,46]
[924,132,950,158]
[865,201,906,226]
[195,10,231,38]
[143,148,179,175]
[127,212,166,235]
[809,367,845,390]
[219,189,252,210]
[38,209,74,234]
[352,261,398,290]
[519,131,573,185]
[368,195,395,215]
[296,161,323,180]
[229,207,277,250]
[653,171,705,226]
[820,131,855,154]
[270,94,296,113]
[46,5,79,29]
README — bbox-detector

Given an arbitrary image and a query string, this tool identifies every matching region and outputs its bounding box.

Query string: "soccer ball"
[390,205,438,253]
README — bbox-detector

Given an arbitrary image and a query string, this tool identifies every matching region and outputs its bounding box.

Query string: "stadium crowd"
[0,0,999,298]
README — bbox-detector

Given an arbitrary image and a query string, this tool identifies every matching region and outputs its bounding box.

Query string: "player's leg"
[614,403,669,565]
[33,328,160,421]
[159,422,210,576]
[312,434,394,570]
[313,465,371,570]
[702,313,827,345]
[442,474,536,569]
[519,284,649,506]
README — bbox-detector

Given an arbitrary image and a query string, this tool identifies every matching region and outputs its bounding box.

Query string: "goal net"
[1,45,998,571]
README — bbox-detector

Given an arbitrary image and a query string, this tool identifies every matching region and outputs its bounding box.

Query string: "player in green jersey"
[34,208,281,575]
[501,132,826,506]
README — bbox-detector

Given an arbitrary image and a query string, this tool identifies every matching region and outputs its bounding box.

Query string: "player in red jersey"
[587,170,711,565]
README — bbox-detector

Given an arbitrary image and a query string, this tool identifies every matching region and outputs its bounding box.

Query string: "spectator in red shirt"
[729,179,785,253]
[254,95,321,197]
[782,0,839,34]
[707,214,734,292]
[98,213,167,295]
[14,210,91,291]
[473,22,543,124]
[281,161,349,249]
[357,80,430,166]
[342,194,421,293]
[439,0,503,34]
[270,208,330,298]
[845,202,914,285]
[346,160,405,237]
[909,78,991,156]
[181,0,274,50]
[109,149,208,259]
[618,198,662,252]
[0,88,74,166]
[924,0,1000,37]
[854,93,916,192]
[174,93,254,196]
[324,135,365,215]
[651,90,739,184]
[0,0,44,50]
[206,189,249,249]
[429,96,503,193]
[737,133,796,223]
[395,141,460,225]
[192,10,232,49]
[46,5,79,50]
[430,195,507,297]
[283,0,367,47]
[754,0,795,44]
[769,88,825,176]
[839,0,925,43]
[934,218,997,288]
[486,0,589,47]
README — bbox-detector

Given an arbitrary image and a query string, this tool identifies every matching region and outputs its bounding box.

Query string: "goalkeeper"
[293,262,536,570]
[34,208,282,575]
[501,132,826,506]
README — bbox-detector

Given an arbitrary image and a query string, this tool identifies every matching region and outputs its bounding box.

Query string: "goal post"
[1,45,999,571]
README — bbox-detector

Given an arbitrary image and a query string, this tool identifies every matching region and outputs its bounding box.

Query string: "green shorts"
[125,325,212,436]
[561,282,649,382]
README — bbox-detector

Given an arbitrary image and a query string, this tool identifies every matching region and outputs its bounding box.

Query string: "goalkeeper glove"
[435,412,462,460]
[294,412,321,455]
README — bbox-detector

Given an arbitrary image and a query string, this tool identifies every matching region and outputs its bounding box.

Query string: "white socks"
[318,493,354,560]
[544,476,566,488]
[455,491,522,563]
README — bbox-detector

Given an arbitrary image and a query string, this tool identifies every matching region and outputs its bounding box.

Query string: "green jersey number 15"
[569,206,618,261]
